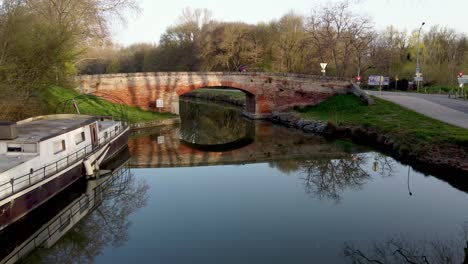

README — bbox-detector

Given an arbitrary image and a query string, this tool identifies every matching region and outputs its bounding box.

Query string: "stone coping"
[76,72,349,82]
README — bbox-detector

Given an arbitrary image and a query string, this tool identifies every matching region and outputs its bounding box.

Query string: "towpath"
[366,91,468,129]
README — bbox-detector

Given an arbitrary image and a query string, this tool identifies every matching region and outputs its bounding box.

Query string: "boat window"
[104,132,108,139]
[7,143,37,153]
[115,126,119,132]
[75,132,86,145]
[7,143,22,153]
[53,140,66,154]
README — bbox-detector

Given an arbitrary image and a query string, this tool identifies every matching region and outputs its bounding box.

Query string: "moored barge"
[0,114,129,231]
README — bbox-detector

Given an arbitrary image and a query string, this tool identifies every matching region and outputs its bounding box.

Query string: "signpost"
[379,76,383,95]
[320,63,328,76]
[355,75,362,85]
[458,73,468,100]
[367,75,389,95]
[414,72,423,88]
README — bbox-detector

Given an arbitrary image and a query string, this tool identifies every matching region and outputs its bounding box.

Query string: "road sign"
[321,69,326,73]
[157,136,165,144]
[320,63,328,70]
[368,75,389,86]
[415,72,423,77]
[156,99,164,108]
[414,77,423,82]
[458,75,468,85]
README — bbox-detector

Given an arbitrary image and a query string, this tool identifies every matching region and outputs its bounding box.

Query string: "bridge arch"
[75,72,354,119]
[177,83,257,116]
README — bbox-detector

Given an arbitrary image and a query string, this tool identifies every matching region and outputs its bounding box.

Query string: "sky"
[113,0,468,46]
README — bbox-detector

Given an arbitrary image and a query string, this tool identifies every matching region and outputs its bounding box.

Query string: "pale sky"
[114,0,468,46]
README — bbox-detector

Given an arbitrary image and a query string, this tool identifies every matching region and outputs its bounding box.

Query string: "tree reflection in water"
[270,152,397,202]
[24,172,149,264]
[343,228,468,264]
[179,99,247,145]
[299,154,370,202]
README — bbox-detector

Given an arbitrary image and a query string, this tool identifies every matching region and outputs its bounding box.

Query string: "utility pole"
[415,22,425,92]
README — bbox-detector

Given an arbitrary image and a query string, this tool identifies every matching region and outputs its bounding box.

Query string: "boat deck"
[0,154,38,174]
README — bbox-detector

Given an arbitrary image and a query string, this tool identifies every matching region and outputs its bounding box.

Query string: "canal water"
[15,99,468,263]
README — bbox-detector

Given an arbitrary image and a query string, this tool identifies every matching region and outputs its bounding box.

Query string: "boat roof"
[13,114,98,143]
[0,115,98,175]
[0,154,38,175]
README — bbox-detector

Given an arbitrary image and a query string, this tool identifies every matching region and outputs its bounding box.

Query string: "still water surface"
[25,99,468,263]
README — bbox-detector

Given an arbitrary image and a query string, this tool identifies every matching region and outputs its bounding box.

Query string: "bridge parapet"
[75,72,353,118]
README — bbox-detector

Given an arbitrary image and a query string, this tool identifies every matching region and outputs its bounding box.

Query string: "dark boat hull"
[102,128,130,163]
[0,127,129,231]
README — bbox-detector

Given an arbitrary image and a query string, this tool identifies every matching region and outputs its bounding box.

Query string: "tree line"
[79,4,468,87]
[1,1,467,119]
[0,0,138,119]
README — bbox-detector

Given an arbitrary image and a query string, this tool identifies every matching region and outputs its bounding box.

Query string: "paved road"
[366,91,468,129]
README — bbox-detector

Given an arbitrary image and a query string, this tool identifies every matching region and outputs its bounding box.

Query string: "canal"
[9,99,468,263]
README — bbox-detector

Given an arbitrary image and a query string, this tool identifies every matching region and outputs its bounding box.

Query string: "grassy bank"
[43,86,176,123]
[297,94,468,156]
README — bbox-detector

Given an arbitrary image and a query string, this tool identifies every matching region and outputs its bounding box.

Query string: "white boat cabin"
[0,114,123,200]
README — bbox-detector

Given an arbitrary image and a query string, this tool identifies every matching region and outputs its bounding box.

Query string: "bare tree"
[306,0,373,77]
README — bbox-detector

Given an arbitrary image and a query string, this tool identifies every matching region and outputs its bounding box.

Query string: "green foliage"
[0,0,139,120]
[43,86,176,123]
[419,85,457,94]
[298,95,468,149]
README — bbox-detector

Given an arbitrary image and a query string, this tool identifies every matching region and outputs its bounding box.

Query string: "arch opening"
[177,84,257,117]
[178,98,255,152]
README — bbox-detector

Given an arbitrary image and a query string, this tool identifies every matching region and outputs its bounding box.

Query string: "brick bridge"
[75,72,358,119]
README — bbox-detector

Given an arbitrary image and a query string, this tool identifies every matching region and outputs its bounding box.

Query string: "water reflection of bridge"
[128,121,350,168]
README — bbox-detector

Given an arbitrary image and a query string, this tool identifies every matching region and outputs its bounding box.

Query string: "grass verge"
[365,85,458,95]
[43,86,176,124]
[297,94,468,154]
